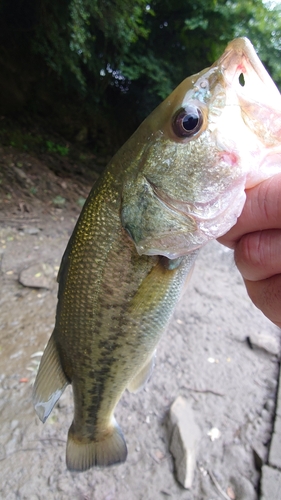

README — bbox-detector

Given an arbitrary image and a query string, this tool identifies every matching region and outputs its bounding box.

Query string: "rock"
[248,332,280,356]
[260,465,281,500]
[253,445,265,470]
[13,166,32,185]
[22,226,41,235]
[269,414,281,469]
[168,396,201,489]
[229,475,257,500]
[19,263,55,289]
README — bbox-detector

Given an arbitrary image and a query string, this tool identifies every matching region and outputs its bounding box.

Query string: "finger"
[218,173,281,248]
[244,275,281,329]
[234,229,281,281]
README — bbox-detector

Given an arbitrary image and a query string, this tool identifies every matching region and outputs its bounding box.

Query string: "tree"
[120,0,281,121]
[0,0,280,148]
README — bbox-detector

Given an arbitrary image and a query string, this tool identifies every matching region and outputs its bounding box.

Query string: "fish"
[33,38,281,472]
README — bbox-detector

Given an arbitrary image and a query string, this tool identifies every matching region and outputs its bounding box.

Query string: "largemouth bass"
[33,38,281,471]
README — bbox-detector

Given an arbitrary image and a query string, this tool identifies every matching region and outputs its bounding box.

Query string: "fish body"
[33,38,281,471]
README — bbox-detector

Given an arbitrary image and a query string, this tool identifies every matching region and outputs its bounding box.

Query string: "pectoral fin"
[127,351,156,393]
[32,334,69,423]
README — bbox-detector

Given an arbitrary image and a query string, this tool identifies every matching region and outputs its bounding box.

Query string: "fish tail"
[32,333,69,423]
[66,419,127,471]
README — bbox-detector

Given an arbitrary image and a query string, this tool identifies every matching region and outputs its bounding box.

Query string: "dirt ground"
[0,146,280,499]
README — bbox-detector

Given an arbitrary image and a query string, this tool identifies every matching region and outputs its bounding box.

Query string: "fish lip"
[216,37,281,106]
[145,176,239,223]
[216,38,267,83]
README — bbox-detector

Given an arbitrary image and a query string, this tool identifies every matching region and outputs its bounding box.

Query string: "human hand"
[218,173,281,328]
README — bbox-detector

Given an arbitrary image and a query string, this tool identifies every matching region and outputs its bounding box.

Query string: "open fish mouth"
[217,38,281,108]
[218,38,281,183]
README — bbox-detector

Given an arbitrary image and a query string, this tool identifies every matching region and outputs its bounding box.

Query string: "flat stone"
[275,370,281,419]
[268,363,281,469]
[260,465,281,500]
[249,332,280,356]
[229,474,257,500]
[269,414,281,470]
[22,226,41,235]
[168,396,201,489]
[19,262,55,289]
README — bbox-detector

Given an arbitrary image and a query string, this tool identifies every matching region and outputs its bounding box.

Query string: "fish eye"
[172,105,203,138]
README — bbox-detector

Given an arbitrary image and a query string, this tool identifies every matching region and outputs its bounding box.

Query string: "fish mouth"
[215,38,281,187]
[216,38,281,107]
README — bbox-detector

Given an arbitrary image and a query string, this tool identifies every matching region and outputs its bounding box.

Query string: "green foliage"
[0,128,43,152]
[31,0,150,94]
[230,1,281,86]
[77,196,86,207]
[0,124,70,156]
[46,141,69,156]
[0,0,280,148]
[52,195,66,206]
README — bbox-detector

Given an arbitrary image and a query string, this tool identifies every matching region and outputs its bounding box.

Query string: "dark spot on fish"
[85,366,114,426]
[110,315,122,322]
[98,339,118,352]
[100,303,112,311]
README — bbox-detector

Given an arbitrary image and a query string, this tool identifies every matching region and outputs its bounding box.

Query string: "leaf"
[52,195,66,205]
[77,197,86,207]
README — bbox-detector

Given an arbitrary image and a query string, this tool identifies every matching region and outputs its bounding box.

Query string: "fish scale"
[33,38,281,471]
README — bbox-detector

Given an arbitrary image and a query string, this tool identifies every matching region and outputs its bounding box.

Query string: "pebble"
[265,399,275,412]
[22,226,41,235]
[261,408,272,422]
[260,464,281,500]
[249,332,280,356]
[11,419,19,430]
[168,396,201,489]
[19,263,54,289]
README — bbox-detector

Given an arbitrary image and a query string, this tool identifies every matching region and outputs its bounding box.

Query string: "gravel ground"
[1,213,280,499]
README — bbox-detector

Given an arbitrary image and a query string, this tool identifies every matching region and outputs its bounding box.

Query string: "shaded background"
[0,0,281,153]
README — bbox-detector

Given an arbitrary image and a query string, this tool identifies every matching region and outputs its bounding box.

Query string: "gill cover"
[121,175,197,258]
